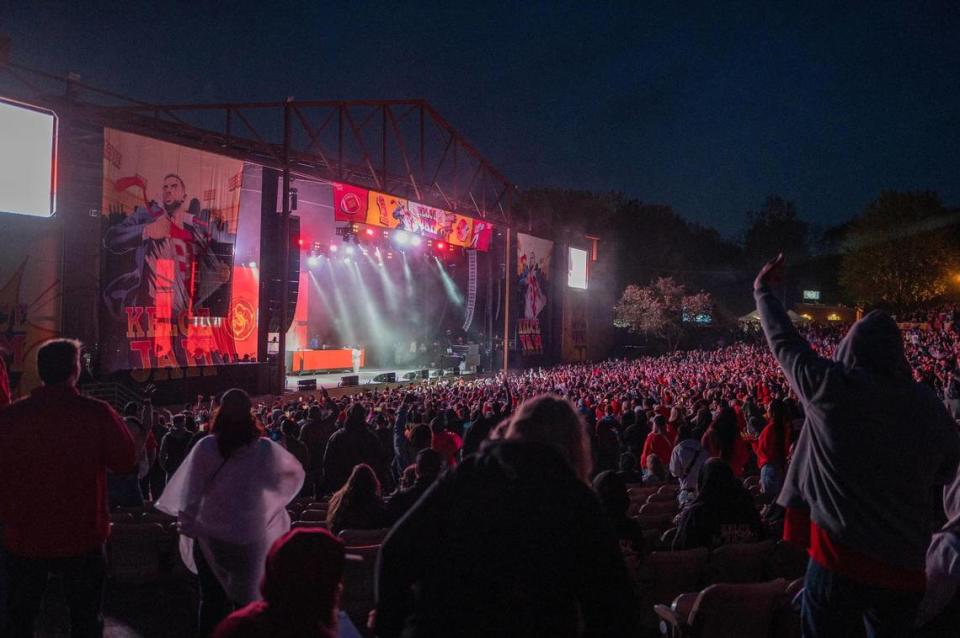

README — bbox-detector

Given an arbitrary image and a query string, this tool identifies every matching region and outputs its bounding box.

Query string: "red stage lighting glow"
[436,241,445,250]
[365,228,375,236]
[297,238,304,246]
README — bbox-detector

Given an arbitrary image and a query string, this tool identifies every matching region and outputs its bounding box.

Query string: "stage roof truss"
[0,57,514,224]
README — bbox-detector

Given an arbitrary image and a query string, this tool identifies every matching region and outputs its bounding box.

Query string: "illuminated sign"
[803,290,821,301]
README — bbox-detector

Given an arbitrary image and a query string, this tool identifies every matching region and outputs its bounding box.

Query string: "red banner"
[333,183,369,223]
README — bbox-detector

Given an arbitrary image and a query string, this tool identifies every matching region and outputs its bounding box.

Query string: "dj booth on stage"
[286,348,366,374]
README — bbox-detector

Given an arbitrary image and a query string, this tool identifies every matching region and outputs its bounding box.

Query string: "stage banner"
[518,318,543,355]
[407,202,452,238]
[332,181,493,251]
[463,249,478,332]
[448,213,475,248]
[516,232,552,357]
[470,219,494,251]
[100,129,244,372]
[0,217,62,397]
[333,183,369,223]
[517,232,552,321]
[366,190,407,229]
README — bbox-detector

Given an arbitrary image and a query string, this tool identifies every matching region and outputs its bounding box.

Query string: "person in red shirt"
[0,339,136,638]
[640,415,673,469]
[751,399,790,498]
[701,407,751,478]
[212,528,361,638]
[430,416,462,468]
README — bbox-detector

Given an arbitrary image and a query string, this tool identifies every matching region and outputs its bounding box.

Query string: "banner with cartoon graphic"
[100,129,253,372]
[516,233,553,356]
[331,182,493,251]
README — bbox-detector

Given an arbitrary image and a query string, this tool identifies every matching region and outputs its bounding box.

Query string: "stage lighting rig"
[335,222,362,243]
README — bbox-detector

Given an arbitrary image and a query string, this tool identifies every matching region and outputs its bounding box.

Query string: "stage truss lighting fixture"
[329,244,338,253]
[365,228,375,237]
[248,261,257,269]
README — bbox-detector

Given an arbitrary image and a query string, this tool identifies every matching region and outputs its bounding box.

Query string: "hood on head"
[261,528,344,621]
[834,310,911,380]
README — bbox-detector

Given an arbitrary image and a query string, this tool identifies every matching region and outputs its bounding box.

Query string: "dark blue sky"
[4,1,959,236]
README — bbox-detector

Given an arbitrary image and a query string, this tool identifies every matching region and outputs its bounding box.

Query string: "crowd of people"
[3,257,960,636]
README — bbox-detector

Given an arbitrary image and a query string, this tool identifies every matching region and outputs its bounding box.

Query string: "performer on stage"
[352,347,362,373]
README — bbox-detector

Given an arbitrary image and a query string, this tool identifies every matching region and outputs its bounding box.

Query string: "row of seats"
[655,577,802,638]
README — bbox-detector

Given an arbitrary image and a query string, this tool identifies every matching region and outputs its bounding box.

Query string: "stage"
[286,366,437,391]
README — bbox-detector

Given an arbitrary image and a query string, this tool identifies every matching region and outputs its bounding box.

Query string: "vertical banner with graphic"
[516,232,553,356]
[100,129,246,372]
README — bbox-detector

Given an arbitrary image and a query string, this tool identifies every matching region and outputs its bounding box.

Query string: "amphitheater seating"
[640,547,710,606]
[340,527,391,546]
[639,500,679,516]
[299,508,329,522]
[705,539,775,584]
[655,578,789,638]
[341,544,380,634]
[635,513,677,532]
[108,523,165,584]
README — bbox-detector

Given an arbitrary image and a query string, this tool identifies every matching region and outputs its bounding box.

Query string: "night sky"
[4,1,959,236]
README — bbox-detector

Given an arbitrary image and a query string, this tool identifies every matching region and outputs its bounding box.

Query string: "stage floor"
[285,367,427,390]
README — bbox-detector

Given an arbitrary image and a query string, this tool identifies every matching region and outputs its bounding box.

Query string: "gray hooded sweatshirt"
[755,285,959,571]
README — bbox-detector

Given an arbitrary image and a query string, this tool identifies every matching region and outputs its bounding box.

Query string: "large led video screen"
[0,98,56,217]
[568,246,588,290]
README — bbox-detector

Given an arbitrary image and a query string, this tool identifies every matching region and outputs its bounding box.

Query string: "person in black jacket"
[322,403,382,494]
[593,470,645,559]
[460,379,513,459]
[158,413,193,480]
[375,394,640,638]
[300,389,342,497]
[672,458,763,551]
[386,449,443,523]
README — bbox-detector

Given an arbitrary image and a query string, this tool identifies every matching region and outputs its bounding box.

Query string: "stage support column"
[502,227,511,376]
[277,98,292,395]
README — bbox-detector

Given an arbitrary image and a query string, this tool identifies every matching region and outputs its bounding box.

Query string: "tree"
[839,190,957,310]
[743,196,809,267]
[613,277,713,350]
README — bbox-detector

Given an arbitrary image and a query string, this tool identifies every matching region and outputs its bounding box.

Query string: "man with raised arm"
[754,254,960,637]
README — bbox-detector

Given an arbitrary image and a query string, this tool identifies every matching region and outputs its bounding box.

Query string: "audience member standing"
[375,395,639,637]
[159,413,194,480]
[156,388,304,637]
[755,254,960,636]
[323,403,382,493]
[300,390,341,497]
[108,401,155,508]
[386,449,443,523]
[669,424,707,505]
[0,339,136,638]
[212,528,361,638]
